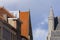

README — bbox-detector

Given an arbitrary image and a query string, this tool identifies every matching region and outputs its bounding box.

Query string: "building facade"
[0,7,33,40]
[0,20,18,40]
[47,7,60,40]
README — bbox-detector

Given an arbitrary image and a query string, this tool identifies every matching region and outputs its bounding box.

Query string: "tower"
[48,7,54,40]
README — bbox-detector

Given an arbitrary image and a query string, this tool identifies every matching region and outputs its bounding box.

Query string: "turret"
[48,7,54,32]
[47,7,54,40]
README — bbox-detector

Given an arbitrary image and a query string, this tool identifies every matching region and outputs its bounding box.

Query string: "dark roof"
[55,17,60,30]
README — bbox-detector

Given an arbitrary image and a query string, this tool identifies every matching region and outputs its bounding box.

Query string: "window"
[3,27,11,40]
[22,37,27,40]
[21,36,28,40]
[11,33,17,40]
[22,38,26,40]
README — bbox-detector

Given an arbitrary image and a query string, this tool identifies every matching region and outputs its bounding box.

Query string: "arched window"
[21,36,28,40]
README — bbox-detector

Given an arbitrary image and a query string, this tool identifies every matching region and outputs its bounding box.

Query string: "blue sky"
[0,0,60,40]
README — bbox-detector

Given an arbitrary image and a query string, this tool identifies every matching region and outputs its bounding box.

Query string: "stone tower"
[47,7,60,40]
[48,7,54,31]
[48,7,54,40]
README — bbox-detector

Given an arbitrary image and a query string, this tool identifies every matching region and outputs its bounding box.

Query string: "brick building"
[0,7,33,40]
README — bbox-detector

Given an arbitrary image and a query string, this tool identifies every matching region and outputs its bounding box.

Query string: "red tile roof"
[0,7,15,18]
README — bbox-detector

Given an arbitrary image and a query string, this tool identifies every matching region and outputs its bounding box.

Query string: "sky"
[0,0,60,40]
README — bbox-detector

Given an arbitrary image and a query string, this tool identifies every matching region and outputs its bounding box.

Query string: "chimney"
[8,18,17,29]
[3,14,7,22]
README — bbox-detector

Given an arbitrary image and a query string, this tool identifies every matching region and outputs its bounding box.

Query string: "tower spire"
[49,7,54,17]
[48,7,54,40]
